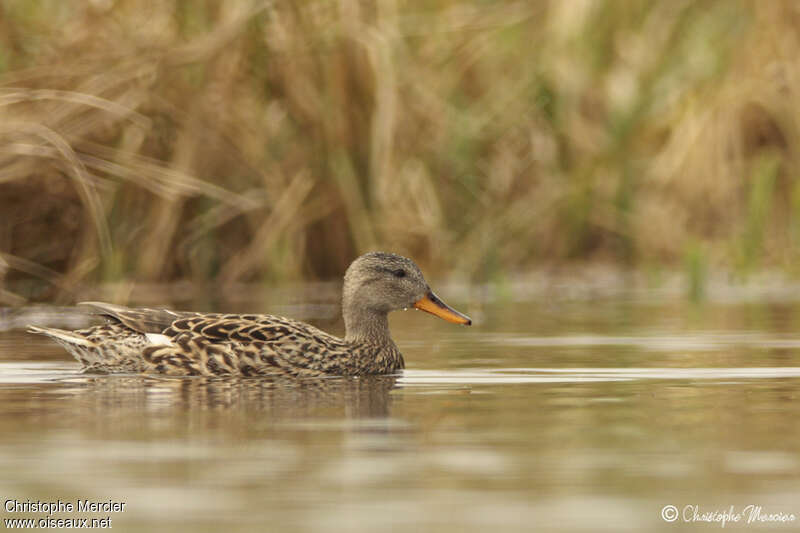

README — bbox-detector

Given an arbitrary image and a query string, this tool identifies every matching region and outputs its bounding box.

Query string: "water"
[1,288,800,532]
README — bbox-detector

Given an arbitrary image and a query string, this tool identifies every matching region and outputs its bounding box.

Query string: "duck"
[28,252,471,377]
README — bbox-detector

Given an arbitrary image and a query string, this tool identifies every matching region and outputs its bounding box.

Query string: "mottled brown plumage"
[28,252,472,377]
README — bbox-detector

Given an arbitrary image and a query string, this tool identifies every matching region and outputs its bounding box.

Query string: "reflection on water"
[2,296,800,532]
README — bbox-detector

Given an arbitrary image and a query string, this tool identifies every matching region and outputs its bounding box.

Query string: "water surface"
[1,289,799,532]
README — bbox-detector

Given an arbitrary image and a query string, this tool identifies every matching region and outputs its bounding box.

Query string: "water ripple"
[399,367,800,385]
[3,362,800,387]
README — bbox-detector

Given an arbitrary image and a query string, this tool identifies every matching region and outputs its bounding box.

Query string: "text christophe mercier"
[4,499,125,529]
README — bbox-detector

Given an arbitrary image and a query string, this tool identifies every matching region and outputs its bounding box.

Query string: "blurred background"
[1,0,799,304]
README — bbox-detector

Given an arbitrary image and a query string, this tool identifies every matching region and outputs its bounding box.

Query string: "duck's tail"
[28,323,149,373]
[28,325,91,345]
[27,325,101,367]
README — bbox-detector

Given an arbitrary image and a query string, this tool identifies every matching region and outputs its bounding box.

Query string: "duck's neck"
[343,305,392,344]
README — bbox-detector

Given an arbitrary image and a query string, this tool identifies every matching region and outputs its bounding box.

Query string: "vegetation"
[1,0,799,302]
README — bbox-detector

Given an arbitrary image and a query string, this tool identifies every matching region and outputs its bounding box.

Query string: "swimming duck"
[28,252,471,377]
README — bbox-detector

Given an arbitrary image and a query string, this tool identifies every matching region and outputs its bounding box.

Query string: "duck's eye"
[393,269,406,278]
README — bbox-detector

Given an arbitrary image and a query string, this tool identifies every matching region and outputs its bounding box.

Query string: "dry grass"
[1,0,800,302]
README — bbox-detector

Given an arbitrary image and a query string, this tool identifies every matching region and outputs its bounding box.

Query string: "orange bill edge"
[413,291,472,326]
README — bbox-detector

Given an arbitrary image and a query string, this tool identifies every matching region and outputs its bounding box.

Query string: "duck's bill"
[414,291,472,325]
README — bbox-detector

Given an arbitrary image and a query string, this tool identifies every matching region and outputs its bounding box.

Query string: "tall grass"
[1,0,799,302]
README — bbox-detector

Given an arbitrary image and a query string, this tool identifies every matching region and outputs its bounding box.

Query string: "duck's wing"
[79,301,199,333]
[143,312,350,377]
[159,313,339,346]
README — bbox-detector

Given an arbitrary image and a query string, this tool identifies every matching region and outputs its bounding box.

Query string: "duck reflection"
[77,374,398,419]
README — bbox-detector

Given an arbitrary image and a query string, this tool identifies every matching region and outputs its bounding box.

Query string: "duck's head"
[342,252,471,334]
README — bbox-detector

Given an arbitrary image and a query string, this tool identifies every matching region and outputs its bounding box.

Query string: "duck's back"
[146,310,352,377]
